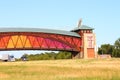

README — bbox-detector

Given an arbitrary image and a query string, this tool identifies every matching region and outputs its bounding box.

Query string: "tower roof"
[71,25,94,32]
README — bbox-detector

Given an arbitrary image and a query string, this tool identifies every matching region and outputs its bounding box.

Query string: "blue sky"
[0,0,120,58]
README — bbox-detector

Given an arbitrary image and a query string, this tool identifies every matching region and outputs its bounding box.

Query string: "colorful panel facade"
[0,32,81,52]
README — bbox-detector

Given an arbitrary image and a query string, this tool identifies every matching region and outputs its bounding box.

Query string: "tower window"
[87,30,89,33]
[84,30,86,33]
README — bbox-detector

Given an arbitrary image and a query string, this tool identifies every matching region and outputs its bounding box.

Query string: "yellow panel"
[20,35,27,45]
[7,38,14,48]
[16,36,23,48]
[24,38,32,48]
[12,35,18,45]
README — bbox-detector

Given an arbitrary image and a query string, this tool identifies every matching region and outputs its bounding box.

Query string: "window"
[87,30,90,33]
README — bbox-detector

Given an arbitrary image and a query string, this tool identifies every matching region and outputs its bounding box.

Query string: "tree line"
[98,38,120,57]
[20,51,71,61]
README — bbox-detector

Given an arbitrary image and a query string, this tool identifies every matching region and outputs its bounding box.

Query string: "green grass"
[0,58,120,80]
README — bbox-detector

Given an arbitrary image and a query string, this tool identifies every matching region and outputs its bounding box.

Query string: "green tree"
[113,38,120,57]
[98,44,114,55]
[21,51,72,61]
[21,53,28,61]
[56,51,71,59]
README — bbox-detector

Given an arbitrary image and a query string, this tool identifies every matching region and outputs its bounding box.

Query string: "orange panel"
[11,35,18,45]
[2,36,10,47]
[0,38,5,48]
[16,36,23,48]
[7,38,14,48]
[24,37,32,48]
[87,48,95,58]
[20,35,27,45]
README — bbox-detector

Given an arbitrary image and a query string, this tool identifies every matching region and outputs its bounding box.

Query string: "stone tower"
[71,22,97,59]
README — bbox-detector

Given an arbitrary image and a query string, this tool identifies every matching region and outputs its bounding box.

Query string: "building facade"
[71,25,97,59]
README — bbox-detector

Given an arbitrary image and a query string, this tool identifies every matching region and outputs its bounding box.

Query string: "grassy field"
[0,58,120,80]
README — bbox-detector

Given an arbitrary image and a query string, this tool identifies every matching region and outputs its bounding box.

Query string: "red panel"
[0,38,6,48]
[28,36,35,47]
[32,37,40,48]
[54,41,64,49]
[37,37,44,47]
[1,36,10,48]
[45,39,55,48]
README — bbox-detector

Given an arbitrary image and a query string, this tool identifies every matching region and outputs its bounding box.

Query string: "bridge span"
[0,25,96,59]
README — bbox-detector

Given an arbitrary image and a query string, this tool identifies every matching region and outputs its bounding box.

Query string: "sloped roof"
[71,25,94,31]
[0,28,80,37]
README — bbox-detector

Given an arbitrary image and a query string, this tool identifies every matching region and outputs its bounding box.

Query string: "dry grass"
[0,58,120,80]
